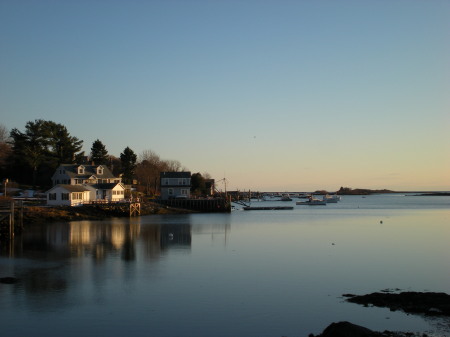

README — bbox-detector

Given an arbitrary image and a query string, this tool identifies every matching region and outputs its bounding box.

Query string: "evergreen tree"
[9,119,83,187]
[120,147,137,185]
[90,139,109,165]
[47,122,83,164]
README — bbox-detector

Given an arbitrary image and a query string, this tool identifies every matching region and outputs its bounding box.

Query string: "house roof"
[47,184,90,193]
[160,171,191,178]
[57,164,117,179]
[91,183,124,190]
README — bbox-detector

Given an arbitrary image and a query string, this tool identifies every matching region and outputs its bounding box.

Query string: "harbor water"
[1,194,450,336]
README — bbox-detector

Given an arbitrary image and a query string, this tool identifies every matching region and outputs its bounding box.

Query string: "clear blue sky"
[1,0,449,191]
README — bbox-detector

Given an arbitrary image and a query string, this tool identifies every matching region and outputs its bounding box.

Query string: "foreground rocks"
[308,291,450,337]
[344,291,450,317]
[309,321,424,337]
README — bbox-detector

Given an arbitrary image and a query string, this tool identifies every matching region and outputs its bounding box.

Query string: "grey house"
[160,172,191,200]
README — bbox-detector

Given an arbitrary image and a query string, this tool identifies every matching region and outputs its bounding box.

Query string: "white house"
[160,172,191,200]
[51,164,121,186]
[85,183,126,203]
[46,185,91,206]
[46,164,126,206]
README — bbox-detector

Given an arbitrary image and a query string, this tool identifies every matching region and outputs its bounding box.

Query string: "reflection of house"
[46,164,125,206]
[160,172,191,200]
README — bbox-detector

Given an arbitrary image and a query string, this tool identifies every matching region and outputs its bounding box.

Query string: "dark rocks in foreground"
[309,321,424,337]
[0,276,19,284]
[311,292,450,337]
[344,291,450,316]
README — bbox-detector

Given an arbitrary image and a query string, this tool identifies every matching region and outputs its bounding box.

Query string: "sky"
[1,0,449,192]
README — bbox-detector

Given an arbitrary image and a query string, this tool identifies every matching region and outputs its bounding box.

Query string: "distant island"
[315,187,395,195]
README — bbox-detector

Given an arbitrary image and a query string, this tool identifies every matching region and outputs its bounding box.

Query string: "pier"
[157,198,231,213]
[0,200,24,240]
[83,200,141,216]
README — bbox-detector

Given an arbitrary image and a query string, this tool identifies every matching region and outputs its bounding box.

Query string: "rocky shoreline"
[308,291,450,337]
[21,201,192,224]
[309,321,426,337]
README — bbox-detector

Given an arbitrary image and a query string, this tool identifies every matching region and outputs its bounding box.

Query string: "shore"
[21,202,192,224]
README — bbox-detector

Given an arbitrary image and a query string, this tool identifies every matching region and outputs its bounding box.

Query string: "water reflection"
[0,217,196,312]
[3,217,195,261]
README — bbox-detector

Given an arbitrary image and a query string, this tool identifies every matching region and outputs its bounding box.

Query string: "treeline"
[0,120,209,197]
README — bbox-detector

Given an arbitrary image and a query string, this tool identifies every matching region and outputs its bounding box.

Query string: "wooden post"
[129,202,141,216]
[9,200,14,240]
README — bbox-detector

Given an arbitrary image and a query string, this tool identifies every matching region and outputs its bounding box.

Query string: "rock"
[0,276,19,284]
[320,321,375,337]
[310,321,421,337]
[345,291,450,316]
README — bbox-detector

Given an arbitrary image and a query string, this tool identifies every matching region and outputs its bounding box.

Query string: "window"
[78,166,85,174]
[72,192,83,200]
[181,189,188,195]
[168,188,173,195]
[97,166,104,175]
[49,193,56,200]
[61,193,69,200]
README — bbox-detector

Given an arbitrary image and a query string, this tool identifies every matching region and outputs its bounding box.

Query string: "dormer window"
[97,166,104,175]
[77,166,85,174]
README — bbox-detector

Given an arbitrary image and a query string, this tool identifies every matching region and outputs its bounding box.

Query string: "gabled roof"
[57,164,116,179]
[47,184,90,193]
[91,183,124,190]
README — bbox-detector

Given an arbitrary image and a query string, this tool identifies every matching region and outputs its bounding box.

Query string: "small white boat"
[280,194,292,201]
[296,196,326,206]
[322,194,341,203]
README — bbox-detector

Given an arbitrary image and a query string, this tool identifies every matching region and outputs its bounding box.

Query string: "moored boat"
[296,196,327,206]
[322,194,341,203]
[280,194,292,201]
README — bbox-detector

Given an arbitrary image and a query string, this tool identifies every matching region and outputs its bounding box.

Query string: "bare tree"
[0,124,12,176]
[0,124,10,143]
[135,150,164,196]
[135,149,190,196]
[164,159,183,172]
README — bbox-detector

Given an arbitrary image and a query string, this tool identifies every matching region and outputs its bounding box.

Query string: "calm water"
[1,194,450,337]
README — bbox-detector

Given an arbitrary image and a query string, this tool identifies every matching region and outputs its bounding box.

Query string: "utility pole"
[3,178,8,197]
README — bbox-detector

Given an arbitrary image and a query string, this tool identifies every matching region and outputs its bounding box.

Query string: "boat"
[280,194,292,201]
[296,196,327,206]
[322,194,341,203]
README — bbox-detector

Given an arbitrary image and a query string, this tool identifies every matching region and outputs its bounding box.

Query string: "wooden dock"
[83,201,141,216]
[157,198,231,213]
[242,206,293,211]
[0,200,24,240]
